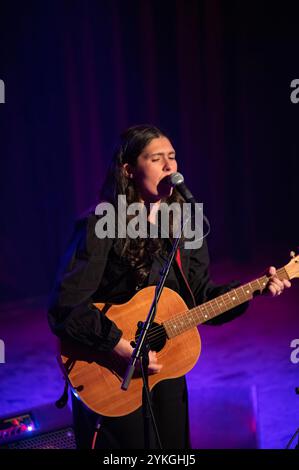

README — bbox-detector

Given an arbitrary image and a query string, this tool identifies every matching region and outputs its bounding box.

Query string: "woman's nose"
[162,159,172,172]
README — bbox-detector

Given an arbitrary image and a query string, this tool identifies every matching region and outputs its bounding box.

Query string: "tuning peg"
[290,251,296,259]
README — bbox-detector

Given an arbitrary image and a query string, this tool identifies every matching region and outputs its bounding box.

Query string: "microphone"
[167,172,196,205]
[167,172,211,242]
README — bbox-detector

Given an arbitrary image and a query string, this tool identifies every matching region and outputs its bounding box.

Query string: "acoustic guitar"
[59,252,299,417]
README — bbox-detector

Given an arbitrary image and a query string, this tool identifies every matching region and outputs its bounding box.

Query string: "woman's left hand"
[265,266,291,296]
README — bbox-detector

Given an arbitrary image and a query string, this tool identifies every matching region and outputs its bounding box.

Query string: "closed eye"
[152,156,176,161]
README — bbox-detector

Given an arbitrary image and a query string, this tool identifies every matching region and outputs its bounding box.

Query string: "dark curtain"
[0,0,298,303]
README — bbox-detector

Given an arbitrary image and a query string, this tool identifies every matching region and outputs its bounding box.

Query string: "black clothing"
[48,213,249,448]
[48,214,248,351]
[72,376,189,449]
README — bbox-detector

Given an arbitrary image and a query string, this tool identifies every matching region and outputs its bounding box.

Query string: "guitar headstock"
[284,251,299,280]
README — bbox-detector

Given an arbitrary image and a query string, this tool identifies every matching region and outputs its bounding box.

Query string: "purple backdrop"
[0,0,298,302]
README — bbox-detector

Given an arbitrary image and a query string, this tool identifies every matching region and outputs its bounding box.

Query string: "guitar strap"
[175,248,196,308]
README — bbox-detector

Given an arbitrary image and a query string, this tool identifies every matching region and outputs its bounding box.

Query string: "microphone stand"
[286,387,299,449]
[121,210,191,449]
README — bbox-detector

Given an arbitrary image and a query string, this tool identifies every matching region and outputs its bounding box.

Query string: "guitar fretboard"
[163,267,288,339]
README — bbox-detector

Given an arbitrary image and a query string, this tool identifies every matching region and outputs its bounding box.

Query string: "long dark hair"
[100,124,183,284]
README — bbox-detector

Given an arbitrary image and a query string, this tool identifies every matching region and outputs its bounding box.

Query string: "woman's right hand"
[113,338,163,374]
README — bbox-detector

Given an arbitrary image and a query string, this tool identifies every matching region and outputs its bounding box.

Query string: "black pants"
[72,376,190,449]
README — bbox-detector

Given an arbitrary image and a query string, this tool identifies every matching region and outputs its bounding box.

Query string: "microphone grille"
[169,172,184,186]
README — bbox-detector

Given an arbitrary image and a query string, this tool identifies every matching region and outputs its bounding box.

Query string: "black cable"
[286,428,299,449]
[91,416,102,449]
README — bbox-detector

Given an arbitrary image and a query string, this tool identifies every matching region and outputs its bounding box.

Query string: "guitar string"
[130,299,234,346]
[128,289,253,345]
[133,283,255,343]
[120,268,287,346]
[155,268,286,340]
[128,277,280,345]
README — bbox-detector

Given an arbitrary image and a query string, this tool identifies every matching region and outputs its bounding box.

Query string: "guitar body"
[60,286,201,417]
[58,252,299,417]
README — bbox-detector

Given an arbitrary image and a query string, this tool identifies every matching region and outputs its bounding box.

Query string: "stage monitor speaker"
[0,402,76,449]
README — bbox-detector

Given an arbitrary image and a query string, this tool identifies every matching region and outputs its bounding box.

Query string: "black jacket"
[48,214,248,352]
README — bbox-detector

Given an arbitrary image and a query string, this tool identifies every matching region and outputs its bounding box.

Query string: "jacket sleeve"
[47,214,122,351]
[187,238,249,325]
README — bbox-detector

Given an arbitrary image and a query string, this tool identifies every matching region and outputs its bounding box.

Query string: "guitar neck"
[164,266,289,339]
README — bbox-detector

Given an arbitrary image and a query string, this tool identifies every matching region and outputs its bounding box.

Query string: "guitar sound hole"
[135,322,167,352]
